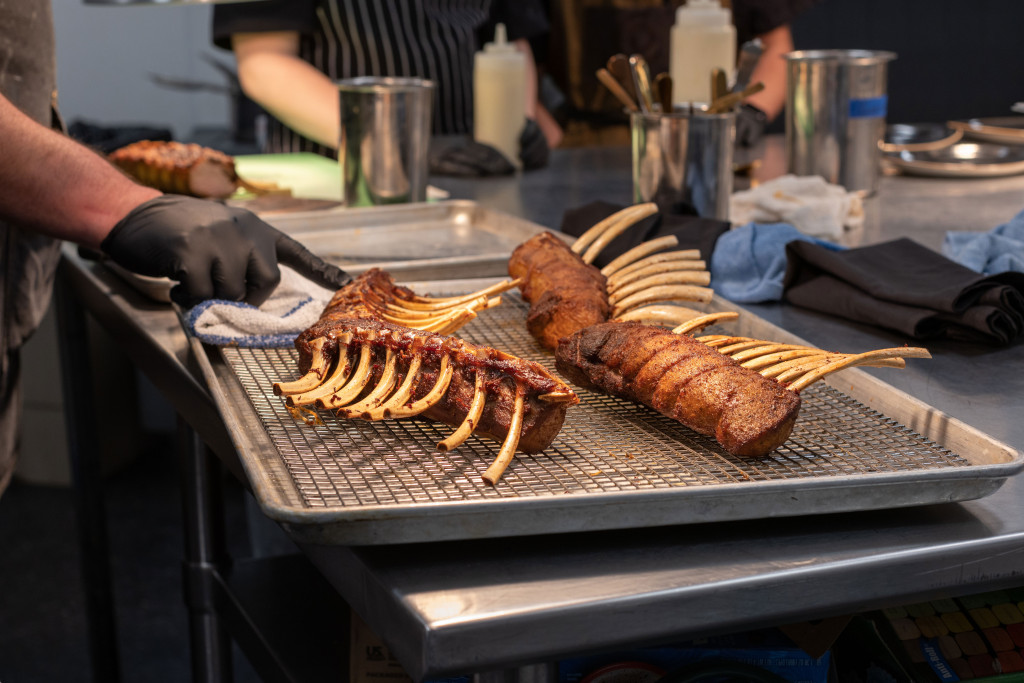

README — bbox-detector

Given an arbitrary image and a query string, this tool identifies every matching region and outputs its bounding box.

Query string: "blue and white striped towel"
[185,266,334,348]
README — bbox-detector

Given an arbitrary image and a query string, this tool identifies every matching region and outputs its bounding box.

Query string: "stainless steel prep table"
[58,136,1024,682]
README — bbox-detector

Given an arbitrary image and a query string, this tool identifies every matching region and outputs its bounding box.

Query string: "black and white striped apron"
[266,0,491,157]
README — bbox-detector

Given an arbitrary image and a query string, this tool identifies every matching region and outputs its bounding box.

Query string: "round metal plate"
[882,123,962,153]
[887,142,1024,178]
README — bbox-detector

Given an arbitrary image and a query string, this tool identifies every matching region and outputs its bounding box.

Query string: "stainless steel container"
[630,109,734,220]
[784,49,896,196]
[337,77,435,206]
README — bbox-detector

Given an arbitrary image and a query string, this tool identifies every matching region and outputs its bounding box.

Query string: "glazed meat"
[273,268,573,483]
[108,140,241,198]
[555,321,801,456]
[311,268,517,335]
[318,268,421,322]
[292,316,576,455]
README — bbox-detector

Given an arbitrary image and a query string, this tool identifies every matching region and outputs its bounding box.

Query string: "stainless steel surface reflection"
[630,108,734,219]
[338,77,434,206]
[784,49,896,196]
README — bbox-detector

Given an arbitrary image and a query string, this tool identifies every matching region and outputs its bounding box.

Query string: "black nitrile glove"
[429,139,516,177]
[519,118,549,170]
[101,195,351,308]
[735,102,769,148]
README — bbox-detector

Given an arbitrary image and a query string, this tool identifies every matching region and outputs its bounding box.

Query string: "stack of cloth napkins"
[783,238,1024,345]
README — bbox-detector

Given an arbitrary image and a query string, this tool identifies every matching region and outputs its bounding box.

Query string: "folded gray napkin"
[783,238,1024,345]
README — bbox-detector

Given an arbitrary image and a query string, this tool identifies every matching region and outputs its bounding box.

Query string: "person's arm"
[742,23,794,121]
[0,93,160,248]
[515,38,563,149]
[232,31,342,149]
[0,93,349,306]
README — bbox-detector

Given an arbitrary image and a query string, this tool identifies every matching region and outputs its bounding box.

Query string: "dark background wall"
[790,0,1024,124]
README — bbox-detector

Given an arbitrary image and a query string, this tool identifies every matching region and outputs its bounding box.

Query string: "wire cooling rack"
[221,296,978,511]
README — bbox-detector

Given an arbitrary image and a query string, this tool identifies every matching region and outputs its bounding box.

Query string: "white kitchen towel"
[185,266,335,348]
[729,174,865,242]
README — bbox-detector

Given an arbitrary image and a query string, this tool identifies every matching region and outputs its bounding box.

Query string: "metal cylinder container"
[337,77,435,206]
[784,49,896,196]
[630,108,735,220]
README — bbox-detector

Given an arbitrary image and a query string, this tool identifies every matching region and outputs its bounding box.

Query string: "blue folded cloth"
[185,267,334,348]
[942,208,1024,275]
[709,222,843,303]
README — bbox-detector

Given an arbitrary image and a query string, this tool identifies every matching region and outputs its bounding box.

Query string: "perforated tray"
[196,287,1024,545]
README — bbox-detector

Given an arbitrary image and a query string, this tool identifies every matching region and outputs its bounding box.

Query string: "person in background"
[546,0,815,148]
[0,1,349,494]
[730,0,819,146]
[211,0,563,171]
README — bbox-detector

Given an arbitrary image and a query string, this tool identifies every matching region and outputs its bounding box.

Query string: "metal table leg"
[179,419,234,683]
[55,269,121,683]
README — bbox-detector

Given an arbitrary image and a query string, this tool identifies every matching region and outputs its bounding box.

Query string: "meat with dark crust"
[295,316,576,453]
[509,231,609,350]
[555,321,801,456]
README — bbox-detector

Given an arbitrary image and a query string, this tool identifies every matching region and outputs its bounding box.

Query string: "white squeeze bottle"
[474,23,526,168]
[669,0,737,107]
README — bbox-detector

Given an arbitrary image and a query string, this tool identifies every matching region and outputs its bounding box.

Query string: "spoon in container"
[655,73,673,113]
[628,54,655,114]
[707,81,765,114]
[711,67,728,102]
[607,53,637,103]
[596,68,639,112]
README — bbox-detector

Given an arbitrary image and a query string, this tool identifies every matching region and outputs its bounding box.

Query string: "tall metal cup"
[337,77,435,206]
[630,109,735,220]
[784,49,896,196]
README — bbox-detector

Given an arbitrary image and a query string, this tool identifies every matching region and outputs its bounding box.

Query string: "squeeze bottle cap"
[484,23,517,53]
[676,0,732,27]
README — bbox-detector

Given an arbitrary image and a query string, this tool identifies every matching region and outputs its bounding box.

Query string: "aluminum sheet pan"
[263,200,551,280]
[193,281,1024,546]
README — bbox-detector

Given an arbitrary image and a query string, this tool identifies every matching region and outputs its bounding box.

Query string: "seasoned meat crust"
[509,231,609,349]
[295,316,575,453]
[108,140,240,198]
[555,321,801,456]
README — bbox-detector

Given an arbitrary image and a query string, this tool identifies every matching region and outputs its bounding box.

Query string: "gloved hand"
[101,195,351,308]
[518,118,549,170]
[735,102,769,148]
[429,140,516,177]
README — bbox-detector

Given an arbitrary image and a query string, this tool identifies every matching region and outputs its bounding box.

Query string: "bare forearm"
[515,39,563,148]
[744,24,794,121]
[0,95,160,248]
[236,50,341,149]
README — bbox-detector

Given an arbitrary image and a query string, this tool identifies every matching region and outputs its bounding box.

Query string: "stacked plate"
[883,118,1024,178]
